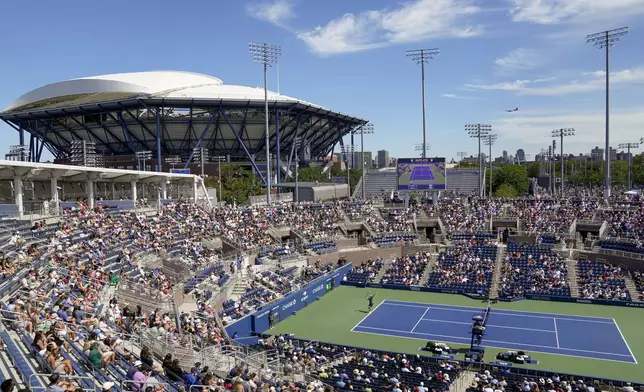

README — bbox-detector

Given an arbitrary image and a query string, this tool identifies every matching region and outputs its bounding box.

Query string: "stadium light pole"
[341,144,355,198]
[465,124,491,197]
[212,155,226,204]
[457,151,467,165]
[619,143,639,190]
[193,147,209,178]
[165,156,181,171]
[250,41,282,205]
[483,134,497,198]
[406,48,439,159]
[355,123,374,200]
[415,143,431,157]
[552,128,575,199]
[539,148,548,176]
[294,137,302,202]
[587,27,628,202]
[135,150,152,172]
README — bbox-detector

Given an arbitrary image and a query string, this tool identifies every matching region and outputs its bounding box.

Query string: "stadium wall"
[341,281,485,300]
[524,294,644,308]
[225,264,352,342]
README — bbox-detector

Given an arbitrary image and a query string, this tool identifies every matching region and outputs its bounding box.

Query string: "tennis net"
[482,302,492,327]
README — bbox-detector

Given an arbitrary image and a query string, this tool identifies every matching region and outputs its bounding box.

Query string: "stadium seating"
[427,244,495,294]
[499,243,570,298]
[577,260,631,301]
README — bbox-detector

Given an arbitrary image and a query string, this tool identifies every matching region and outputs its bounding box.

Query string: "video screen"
[397,157,446,190]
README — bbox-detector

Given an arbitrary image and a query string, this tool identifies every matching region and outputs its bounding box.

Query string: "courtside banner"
[225,264,351,340]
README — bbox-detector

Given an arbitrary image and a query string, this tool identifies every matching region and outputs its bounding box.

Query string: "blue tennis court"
[410,165,434,181]
[352,300,636,363]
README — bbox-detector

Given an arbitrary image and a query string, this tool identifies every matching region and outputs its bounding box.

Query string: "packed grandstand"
[0,177,642,392]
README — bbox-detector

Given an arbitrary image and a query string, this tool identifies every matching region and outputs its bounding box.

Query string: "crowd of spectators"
[499,244,570,298]
[578,261,631,301]
[380,252,428,286]
[344,259,384,284]
[427,243,495,294]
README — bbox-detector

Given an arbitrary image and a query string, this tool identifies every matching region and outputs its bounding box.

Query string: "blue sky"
[1,0,643,162]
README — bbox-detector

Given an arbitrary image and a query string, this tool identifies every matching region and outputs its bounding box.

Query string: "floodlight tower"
[552,128,575,198]
[166,156,182,171]
[587,26,628,202]
[619,142,639,190]
[193,147,210,178]
[415,143,431,157]
[406,48,439,159]
[341,144,355,197]
[540,148,548,176]
[135,150,153,171]
[294,137,302,202]
[483,134,497,198]
[465,124,491,197]
[354,123,374,200]
[249,41,282,204]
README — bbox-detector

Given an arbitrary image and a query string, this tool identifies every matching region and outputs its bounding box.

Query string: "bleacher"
[500,243,570,298]
[445,169,479,194]
[356,171,397,198]
[577,260,631,301]
[600,238,644,254]
[427,244,495,294]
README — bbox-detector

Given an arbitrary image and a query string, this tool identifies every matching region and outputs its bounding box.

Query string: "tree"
[490,164,530,195]
[526,162,540,178]
[494,183,518,198]
[204,164,263,204]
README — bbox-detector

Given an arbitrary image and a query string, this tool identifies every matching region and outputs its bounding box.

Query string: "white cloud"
[508,0,644,24]
[495,48,539,71]
[298,0,482,55]
[491,107,644,151]
[465,67,644,95]
[246,0,295,26]
[442,93,477,100]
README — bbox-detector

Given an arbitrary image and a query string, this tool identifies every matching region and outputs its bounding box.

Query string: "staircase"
[419,253,436,286]
[624,273,641,302]
[231,274,251,299]
[362,222,376,239]
[566,259,580,297]
[374,259,392,282]
[453,371,478,392]
[489,245,505,299]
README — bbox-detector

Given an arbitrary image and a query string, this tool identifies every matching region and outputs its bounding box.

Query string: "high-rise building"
[502,150,508,161]
[591,146,617,161]
[516,149,526,163]
[377,150,390,168]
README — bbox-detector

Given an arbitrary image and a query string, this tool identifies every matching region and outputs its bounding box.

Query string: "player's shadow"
[356,310,369,314]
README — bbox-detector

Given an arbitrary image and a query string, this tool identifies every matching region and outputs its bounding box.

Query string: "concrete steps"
[419,253,436,286]
[566,259,580,297]
[489,244,505,299]
[623,274,641,302]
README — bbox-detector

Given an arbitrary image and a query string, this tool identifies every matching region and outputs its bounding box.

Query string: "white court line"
[553,318,560,348]
[419,318,556,333]
[353,325,635,361]
[382,299,615,322]
[350,300,385,332]
[381,302,614,324]
[411,307,430,333]
[352,326,637,364]
[612,318,638,364]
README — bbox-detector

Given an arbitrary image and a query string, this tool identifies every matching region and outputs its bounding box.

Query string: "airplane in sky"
[505,107,518,112]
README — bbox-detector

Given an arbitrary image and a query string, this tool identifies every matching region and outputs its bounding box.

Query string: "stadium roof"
[0,71,367,168]
[3,71,329,113]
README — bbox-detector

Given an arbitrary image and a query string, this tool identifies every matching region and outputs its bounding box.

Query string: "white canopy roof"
[4,70,323,112]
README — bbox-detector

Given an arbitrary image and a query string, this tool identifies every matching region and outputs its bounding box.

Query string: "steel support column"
[156,107,162,172]
[183,113,216,169]
[220,110,267,185]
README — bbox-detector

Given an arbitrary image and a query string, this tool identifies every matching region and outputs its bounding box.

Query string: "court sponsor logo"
[282,299,297,311]
[256,310,270,319]
[312,284,324,294]
[576,299,592,304]
[440,289,459,294]
[530,295,551,301]
[411,287,421,291]
[301,291,309,302]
